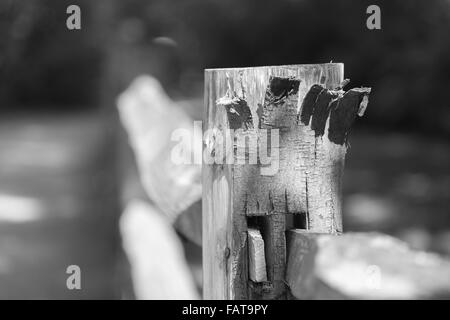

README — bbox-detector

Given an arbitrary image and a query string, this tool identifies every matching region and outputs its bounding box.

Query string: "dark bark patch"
[310,90,335,137]
[300,84,371,145]
[219,97,254,130]
[299,84,324,126]
[328,88,371,145]
[266,76,300,105]
[261,76,301,129]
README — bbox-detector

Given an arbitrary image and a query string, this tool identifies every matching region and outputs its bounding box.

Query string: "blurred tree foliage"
[0,0,103,108]
[1,0,449,134]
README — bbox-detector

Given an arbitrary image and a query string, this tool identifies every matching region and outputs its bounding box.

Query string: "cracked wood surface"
[203,64,370,299]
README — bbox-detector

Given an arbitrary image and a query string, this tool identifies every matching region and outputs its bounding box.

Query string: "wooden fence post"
[203,64,370,299]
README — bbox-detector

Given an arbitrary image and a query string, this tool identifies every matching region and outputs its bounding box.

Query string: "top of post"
[204,62,343,72]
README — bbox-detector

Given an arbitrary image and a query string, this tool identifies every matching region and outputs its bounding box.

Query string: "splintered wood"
[203,64,370,299]
[248,229,268,282]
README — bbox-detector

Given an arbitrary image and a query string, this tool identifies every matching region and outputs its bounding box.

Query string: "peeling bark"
[328,87,371,145]
[218,95,254,130]
[300,84,371,144]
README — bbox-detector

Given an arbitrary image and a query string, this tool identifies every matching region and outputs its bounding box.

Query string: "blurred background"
[0,0,449,299]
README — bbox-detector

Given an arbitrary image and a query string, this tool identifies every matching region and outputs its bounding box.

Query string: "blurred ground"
[0,112,120,299]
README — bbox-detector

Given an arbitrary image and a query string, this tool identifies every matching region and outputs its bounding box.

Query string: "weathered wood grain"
[203,64,370,299]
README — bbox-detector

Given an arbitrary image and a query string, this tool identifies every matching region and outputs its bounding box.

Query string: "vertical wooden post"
[203,64,370,300]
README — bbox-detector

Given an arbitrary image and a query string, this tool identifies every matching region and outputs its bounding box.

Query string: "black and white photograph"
[0,0,449,303]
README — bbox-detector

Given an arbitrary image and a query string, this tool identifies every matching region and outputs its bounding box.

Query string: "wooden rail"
[286,230,450,299]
